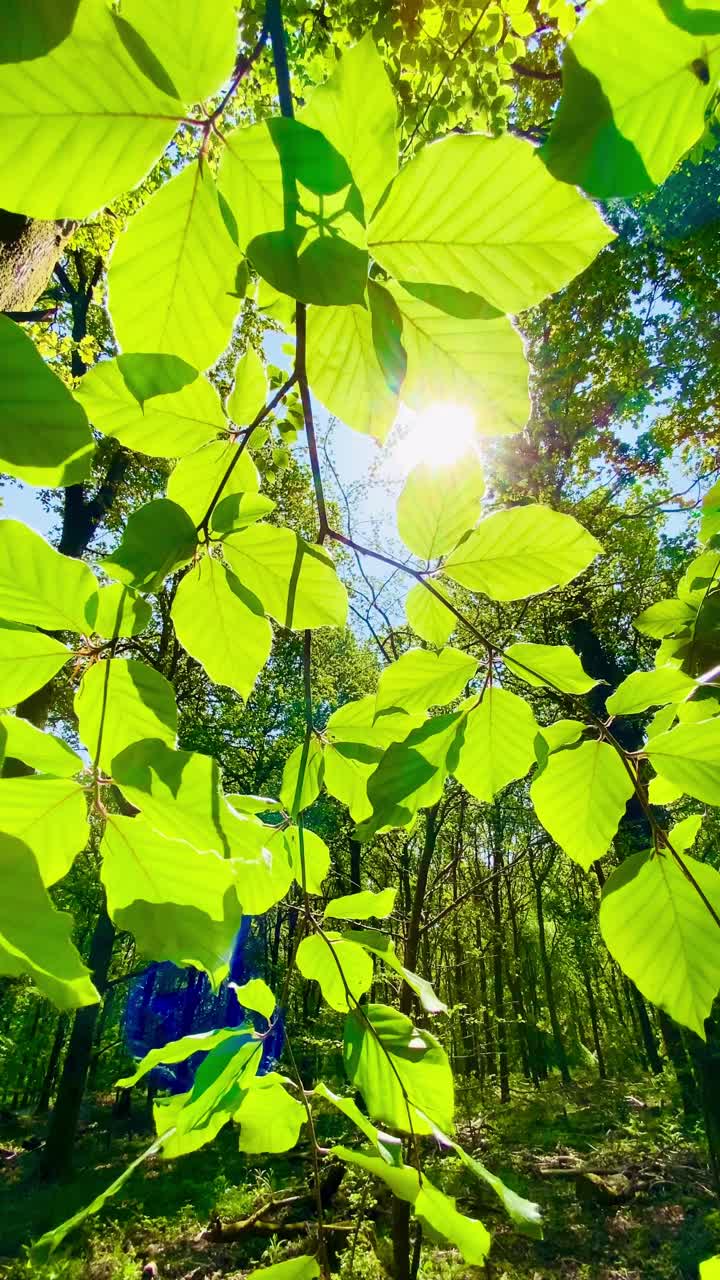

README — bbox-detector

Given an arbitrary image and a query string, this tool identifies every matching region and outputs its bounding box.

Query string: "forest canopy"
[1,2,720,1279]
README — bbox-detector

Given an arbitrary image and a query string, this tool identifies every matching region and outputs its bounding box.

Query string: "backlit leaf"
[606,667,697,716]
[323,696,422,822]
[645,718,720,804]
[171,557,271,700]
[0,623,70,707]
[0,0,182,218]
[0,716,82,778]
[369,133,613,313]
[531,739,634,870]
[223,524,348,630]
[600,850,720,1037]
[0,832,97,1010]
[231,977,275,1021]
[77,355,225,458]
[358,711,465,838]
[443,505,602,600]
[306,299,399,442]
[0,776,88,884]
[375,647,477,717]
[397,456,484,559]
[454,687,538,803]
[167,439,259,524]
[117,1025,246,1088]
[504,642,599,694]
[280,738,325,816]
[101,814,242,986]
[247,1259,319,1280]
[0,519,98,632]
[297,931,373,1012]
[227,348,267,425]
[405,581,456,647]
[118,0,237,102]
[390,283,530,432]
[235,1072,305,1153]
[101,499,197,593]
[300,32,397,219]
[0,316,93,486]
[75,658,177,771]
[88,583,152,639]
[109,162,240,371]
[344,1003,454,1134]
[542,0,720,197]
[324,887,397,921]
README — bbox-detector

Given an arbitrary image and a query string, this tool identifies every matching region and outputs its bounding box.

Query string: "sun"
[390,402,478,475]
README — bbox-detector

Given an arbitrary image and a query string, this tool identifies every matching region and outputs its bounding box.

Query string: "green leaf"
[75,658,177,772]
[88,583,152,639]
[600,850,720,1037]
[0,623,70,706]
[444,1140,542,1239]
[117,0,237,102]
[219,117,366,305]
[323,696,422,823]
[231,978,275,1021]
[700,1258,720,1280]
[670,814,703,852]
[156,1034,262,1158]
[647,704,679,739]
[300,32,397,219]
[389,283,530,432]
[232,824,296,913]
[346,928,446,1014]
[375,647,477,717]
[223,524,348,630]
[0,316,93,486]
[109,162,240,371]
[0,519,98,632]
[397,456,484,559]
[167,439,259,524]
[701,479,720,544]
[282,823,330,896]
[0,716,82,778]
[235,1072,305,1153]
[633,598,697,639]
[606,667,698,716]
[227,348,267,425]
[101,499,197,593]
[0,1,80,62]
[645,718,720,804]
[443,505,602,601]
[453,687,537,803]
[313,1081,403,1165]
[369,133,614,313]
[0,0,182,218]
[531,740,634,871]
[504,642,599,694]
[101,814,243,987]
[306,298,399,443]
[359,712,465,838]
[344,1003,454,1134]
[226,793,283,817]
[171,557,271,700]
[648,773,684,805]
[247,1259,319,1280]
[0,776,88,885]
[77,355,225,458]
[405,581,455,647]
[210,492,276,536]
[117,1026,249,1089]
[297,931,373,1012]
[324,887,397,921]
[279,738,325,816]
[537,718,585,758]
[0,832,98,1010]
[332,1147,491,1266]
[542,0,720,198]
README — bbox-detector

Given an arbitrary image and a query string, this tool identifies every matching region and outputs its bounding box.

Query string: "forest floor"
[0,1074,718,1280]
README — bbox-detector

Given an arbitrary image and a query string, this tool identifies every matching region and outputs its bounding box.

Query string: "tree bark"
[35,1015,69,1114]
[491,824,510,1103]
[39,905,116,1179]
[530,848,571,1085]
[0,211,75,312]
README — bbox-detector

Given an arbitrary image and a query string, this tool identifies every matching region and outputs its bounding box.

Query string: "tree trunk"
[530,849,571,1085]
[658,1010,699,1119]
[687,1020,720,1186]
[35,1015,68,1114]
[491,828,510,1103]
[580,959,607,1079]
[39,904,116,1179]
[631,983,662,1075]
[0,210,74,311]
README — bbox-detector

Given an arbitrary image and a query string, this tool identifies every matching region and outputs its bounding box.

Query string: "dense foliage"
[1,2,720,1278]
